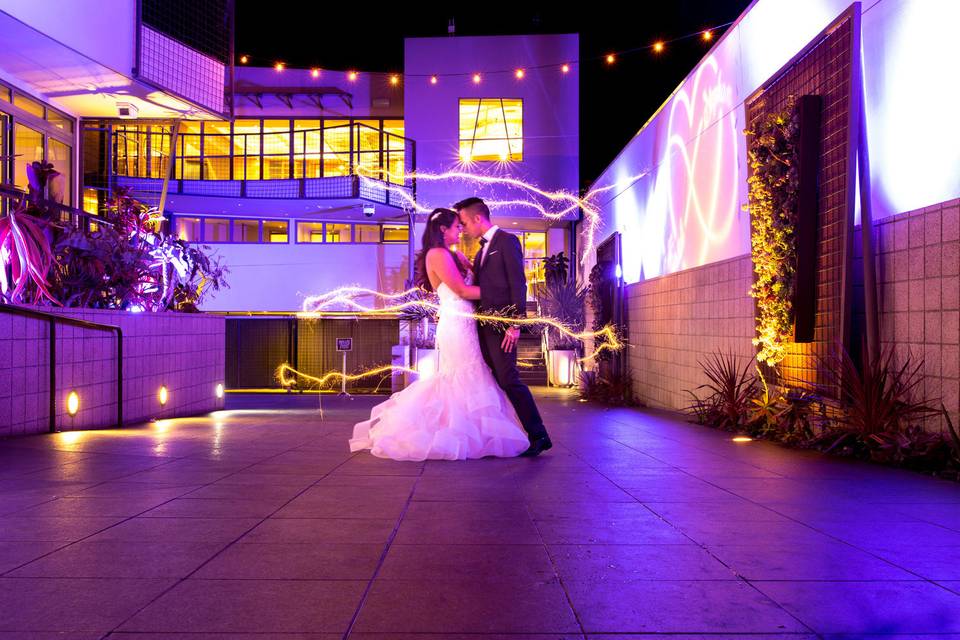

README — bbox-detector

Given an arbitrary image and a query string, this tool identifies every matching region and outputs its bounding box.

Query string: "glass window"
[382,225,409,243]
[233,219,260,242]
[263,220,289,243]
[516,231,546,301]
[47,138,72,205]
[13,123,43,191]
[294,120,322,179]
[233,119,261,155]
[13,93,44,118]
[204,121,230,135]
[46,109,73,132]
[355,224,380,243]
[203,218,230,242]
[82,188,99,216]
[0,85,10,102]
[296,221,325,243]
[262,120,291,179]
[174,217,201,242]
[233,156,260,181]
[325,223,351,243]
[323,120,351,177]
[459,98,523,162]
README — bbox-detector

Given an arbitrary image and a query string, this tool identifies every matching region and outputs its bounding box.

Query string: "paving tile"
[194,542,384,579]
[239,518,397,544]
[754,581,960,634]
[0,517,124,542]
[7,541,225,578]
[0,577,174,633]
[118,579,365,633]
[0,540,65,574]
[706,541,919,580]
[379,543,555,581]
[85,516,261,543]
[548,543,735,581]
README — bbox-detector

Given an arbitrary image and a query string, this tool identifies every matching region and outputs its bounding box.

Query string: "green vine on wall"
[744,100,800,366]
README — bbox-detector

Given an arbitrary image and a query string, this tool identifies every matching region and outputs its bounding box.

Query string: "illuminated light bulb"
[460,149,472,162]
[348,71,358,81]
[515,68,525,79]
[615,264,623,279]
[499,150,509,161]
[311,68,320,78]
[390,74,400,86]
[732,436,753,442]
[472,73,481,84]
[158,386,168,407]
[702,30,713,42]
[606,54,615,64]
[430,75,438,85]
[653,41,665,53]
[240,55,248,64]
[216,383,224,399]
[561,63,570,73]
[274,62,284,71]
[66,391,79,416]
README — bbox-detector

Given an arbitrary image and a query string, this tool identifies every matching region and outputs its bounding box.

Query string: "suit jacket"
[473,229,527,320]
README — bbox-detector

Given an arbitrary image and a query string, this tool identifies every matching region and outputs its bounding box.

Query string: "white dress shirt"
[479,225,500,266]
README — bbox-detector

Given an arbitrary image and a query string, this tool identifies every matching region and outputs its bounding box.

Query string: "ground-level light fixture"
[66,391,80,416]
[430,75,438,85]
[472,73,482,84]
[732,436,753,442]
[159,386,169,407]
[216,383,224,399]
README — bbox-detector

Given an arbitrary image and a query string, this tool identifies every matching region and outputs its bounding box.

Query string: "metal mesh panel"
[245,179,299,199]
[138,0,232,117]
[304,176,354,199]
[297,318,399,391]
[181,179,242,197]
[225,319,291,389]
[746,15,855,396]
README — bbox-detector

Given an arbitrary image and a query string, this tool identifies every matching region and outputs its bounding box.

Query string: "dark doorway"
[594,232,624,379]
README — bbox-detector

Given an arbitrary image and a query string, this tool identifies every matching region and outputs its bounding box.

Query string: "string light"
[311,68,320,78]
[348,71,358,81]
[232,21,734,80]
[390,74,400,86]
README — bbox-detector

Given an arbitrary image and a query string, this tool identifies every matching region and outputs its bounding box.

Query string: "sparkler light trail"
[277,362,417,390]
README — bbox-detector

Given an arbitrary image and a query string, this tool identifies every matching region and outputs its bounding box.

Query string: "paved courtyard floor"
[1,388,959,638]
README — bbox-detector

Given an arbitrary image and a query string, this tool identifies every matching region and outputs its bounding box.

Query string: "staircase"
[516,334,548,386]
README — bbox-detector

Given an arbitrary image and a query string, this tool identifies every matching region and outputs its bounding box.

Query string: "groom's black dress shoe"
[521,435,553,457]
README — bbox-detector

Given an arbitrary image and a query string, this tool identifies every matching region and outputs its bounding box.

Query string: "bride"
[349,208,530,461]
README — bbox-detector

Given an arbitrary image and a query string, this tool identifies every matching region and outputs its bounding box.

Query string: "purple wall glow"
[584,0,960,284]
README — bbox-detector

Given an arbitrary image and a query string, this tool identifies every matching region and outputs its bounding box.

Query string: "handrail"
[0,184,116,228]
[0,304,123,432]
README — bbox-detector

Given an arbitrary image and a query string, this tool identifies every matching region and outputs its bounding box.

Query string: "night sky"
[235,1,751,191]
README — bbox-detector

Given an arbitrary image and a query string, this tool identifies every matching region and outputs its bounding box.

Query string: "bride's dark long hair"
[415,207,468,292]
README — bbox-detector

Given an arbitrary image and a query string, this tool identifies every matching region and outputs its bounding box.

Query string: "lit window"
[47,138,72,205]
[382,225,409,243]
[459,99,523,161]
[233,120,261,180]
[233,219,259,242]
[355,224,380,243]
[203,218,230,242]
[13,124,43,191]
[323,120,351,177]
[13,93,44,118]
[83,188,99,216]
[262,120,290,179]
[263,220,289,243]
[175,217,201,242]
[46,109,73,132]
[325,223,351,243]
[296,221,325,243]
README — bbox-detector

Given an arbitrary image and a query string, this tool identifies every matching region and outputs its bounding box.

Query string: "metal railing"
[0,305,123,432]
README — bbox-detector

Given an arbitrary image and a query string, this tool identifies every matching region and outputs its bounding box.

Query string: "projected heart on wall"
[662,55,741,273]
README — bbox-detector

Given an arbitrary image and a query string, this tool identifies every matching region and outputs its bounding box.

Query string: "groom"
[454,197,552,457]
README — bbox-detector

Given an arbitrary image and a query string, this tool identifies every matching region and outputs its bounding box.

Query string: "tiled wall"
[625,254,755,410]
[623,197,960,434]
[860,198,960,432]
[0,309,225,436]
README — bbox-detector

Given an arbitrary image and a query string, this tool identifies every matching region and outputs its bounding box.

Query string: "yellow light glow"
[348,71,358,81]
[274,62,284,71]
[606,54,615,64]
[66,391,80,416]
[460,149,472,162]
[430,75,438,85]
[561,64,570,73]
[653,41,665,53]
[702,30,713,42]
[515,69,525,79]
[159,386,168,406]
[240,55,248,64]
[311,68,320,78]
[216,383,224,399]
[732,436,753,442]
[472,73,481,84]
[60,431,84,445]
[390,75,400,86]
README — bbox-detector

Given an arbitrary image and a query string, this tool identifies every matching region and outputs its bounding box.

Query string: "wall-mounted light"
[66,391,80,416]
[472,73,481,84]
[615,264,623,280]
[430,75,438,85]
[390,75,400,86]
[561,64,570,73]
[159,386,168,407]
[515,69,525,79]
[216,383,224,399]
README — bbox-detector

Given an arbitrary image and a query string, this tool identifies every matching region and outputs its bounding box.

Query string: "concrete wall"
[0,308,224,436]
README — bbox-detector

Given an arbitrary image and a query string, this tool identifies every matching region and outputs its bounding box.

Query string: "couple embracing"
[349,197,553,460]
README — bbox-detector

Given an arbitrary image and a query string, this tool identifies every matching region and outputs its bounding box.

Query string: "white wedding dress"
[349,279,530,461]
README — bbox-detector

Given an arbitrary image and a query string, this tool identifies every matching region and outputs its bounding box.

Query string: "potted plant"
[538,253,586,387]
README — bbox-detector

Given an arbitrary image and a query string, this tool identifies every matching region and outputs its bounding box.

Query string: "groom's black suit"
[473,229,547,441]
